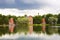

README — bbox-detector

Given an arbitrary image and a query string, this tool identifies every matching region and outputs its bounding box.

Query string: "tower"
[42,18,46,32]
[9,18,15,33]
[28,16,33,34]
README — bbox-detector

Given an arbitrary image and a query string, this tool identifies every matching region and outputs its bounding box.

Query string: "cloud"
[0,0,15,4]
[21,0,60,9]
[0,0,60,16]
[20,0,44,4]
[44,0,60,8]
[5,0,15,4]
[0,0,46,9]
[0,0,59,10]
[0,8,60,16]
[0,0,5,4]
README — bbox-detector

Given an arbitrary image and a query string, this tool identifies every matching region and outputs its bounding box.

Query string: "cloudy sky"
[0,0,60,16]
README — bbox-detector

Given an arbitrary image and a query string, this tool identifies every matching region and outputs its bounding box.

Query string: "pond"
[0,26,60,40]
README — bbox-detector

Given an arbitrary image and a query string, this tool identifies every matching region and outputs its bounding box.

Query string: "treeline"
[0,13,60,35]
[0,14,17,25]
[0,13,60,25]
[33,13,60,24]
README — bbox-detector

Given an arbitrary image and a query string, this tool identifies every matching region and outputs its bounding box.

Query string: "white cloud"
[20,0,60,6]
[44,0,60,9]
[19,0,60,10]
[0,9,24,16]
[0,0,60,16]
[0,7,60,16]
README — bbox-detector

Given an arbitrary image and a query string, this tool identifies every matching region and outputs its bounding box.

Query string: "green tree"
[48,17,58,26]
[33,15,42,24]
[45,14,53,24]
[16,17,29,32]
[2,15,9,24]
[57,14,60,24]
[0,14,3,24]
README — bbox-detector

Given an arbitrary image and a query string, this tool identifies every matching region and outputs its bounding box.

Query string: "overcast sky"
[0,0,60,16]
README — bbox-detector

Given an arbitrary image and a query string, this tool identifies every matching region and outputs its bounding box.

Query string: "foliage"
[0,14,17,25]
[0,13,60,24]
[45,14,53,24]
[16,17,29,32]
[0,13,60,35]
[33,15,42,24]
[48,17,58,26]
[57,14,60,24]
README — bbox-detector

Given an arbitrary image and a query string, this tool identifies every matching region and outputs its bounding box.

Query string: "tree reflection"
[58,27,60,35]
[46,26,54,35]
[33,24,42,33]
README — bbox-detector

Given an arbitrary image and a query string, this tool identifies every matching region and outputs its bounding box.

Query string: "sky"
[0,0,60,16]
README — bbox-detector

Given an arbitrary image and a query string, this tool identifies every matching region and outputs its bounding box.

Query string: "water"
[0,32,60,40]
[0,26,60,40]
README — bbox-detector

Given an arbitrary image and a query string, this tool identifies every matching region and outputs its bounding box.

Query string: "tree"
[16,17,29,32]
[33,15,42,24]
[57,14,60,24]
[0,14,3,24]
[48,17,58,26]
[45,14,53,24]
[2,15,9,24]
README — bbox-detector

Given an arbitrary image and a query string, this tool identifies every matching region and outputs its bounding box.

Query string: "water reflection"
[0,26,60,40]
[46,26,60,35]
[16,33,60,40]
[0,26,60,35]
[0,33,60,40]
